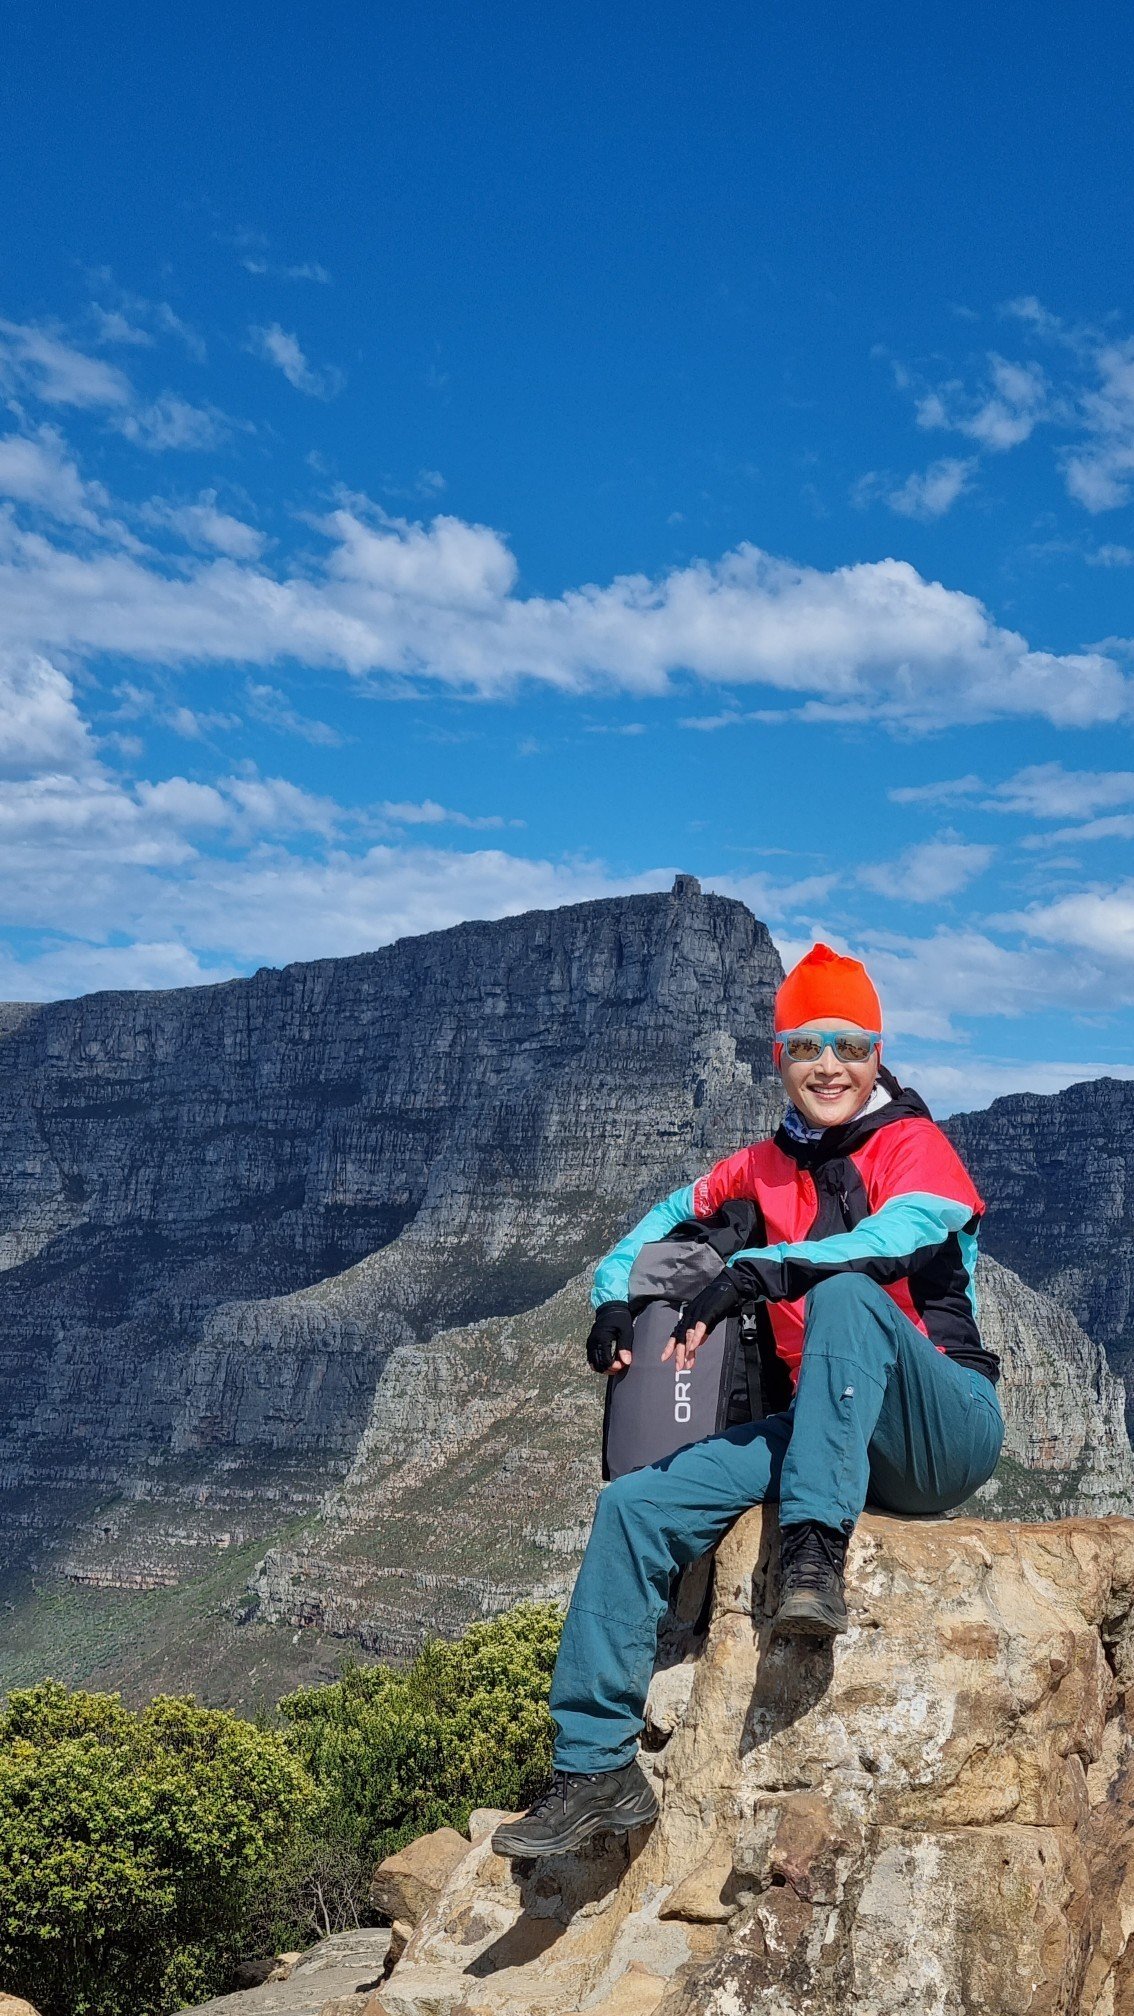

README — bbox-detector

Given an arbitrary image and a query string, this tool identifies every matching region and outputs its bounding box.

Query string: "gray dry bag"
[599,1205,788,1480]
[600,1293,744,1481]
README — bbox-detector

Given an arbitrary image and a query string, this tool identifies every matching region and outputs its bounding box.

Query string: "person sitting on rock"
[493,941,1004,1860]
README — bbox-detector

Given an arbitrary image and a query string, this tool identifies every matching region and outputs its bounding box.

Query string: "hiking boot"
[774,1520,849,1637]
[490,1760,659,1859]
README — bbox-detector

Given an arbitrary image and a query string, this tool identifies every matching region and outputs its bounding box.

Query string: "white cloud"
[892,763,1134,821]
[117,395,227,452]
[244,681,344,746]
[0,651,96,778]
[901,305,1134,513]
[0,318,132,409]
[165,704,243,740]
[1022,813,1134,849]
[0,937,218,1001]
[850,924,1125,1041]
[859,836,994,904]
[895,1053,1134,1118]
[143,492,264,558]
[378,799,520,831]
[89,306,154,348]
[880,457,975,520]
[999,883,1134,965]
[916,354,1048,451]
[889,775,983,807]
[0,427,112,532]
[707,868,840,921]
[248,323,344,399]
[0,318,220,451]
[243,258,331,284]
[0,835,670,998]
[985,762,1134,819]
[1061,339,1134,511]
[0,498,1125,730]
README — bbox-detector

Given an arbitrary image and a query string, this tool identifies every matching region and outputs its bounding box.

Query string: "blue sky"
[2,2,1134,1110]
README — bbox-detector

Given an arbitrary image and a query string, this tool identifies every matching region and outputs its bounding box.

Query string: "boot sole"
[491,1789,659,1860]
[773,1595,848,1637]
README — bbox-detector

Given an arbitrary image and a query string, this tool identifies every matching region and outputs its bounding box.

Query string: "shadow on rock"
[467,1827,650,1979]
[740,1629,836,1757]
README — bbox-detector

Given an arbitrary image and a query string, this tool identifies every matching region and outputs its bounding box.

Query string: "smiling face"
[778,1020,880,1130]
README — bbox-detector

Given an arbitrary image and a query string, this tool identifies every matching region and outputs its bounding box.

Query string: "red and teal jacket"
[592,1072,999,1386]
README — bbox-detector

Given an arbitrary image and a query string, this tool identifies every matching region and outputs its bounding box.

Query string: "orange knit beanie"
[773,942,883,1034]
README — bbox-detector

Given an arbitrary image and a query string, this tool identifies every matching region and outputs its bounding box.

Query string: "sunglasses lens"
[785,1036,822,1062]
[834,1036,874,1063]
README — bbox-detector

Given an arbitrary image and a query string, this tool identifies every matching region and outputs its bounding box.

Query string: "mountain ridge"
[0,882,1130,1704]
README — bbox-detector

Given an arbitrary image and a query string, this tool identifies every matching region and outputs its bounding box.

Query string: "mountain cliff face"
[0,881,781,1677]
[946,1078,1134,1419]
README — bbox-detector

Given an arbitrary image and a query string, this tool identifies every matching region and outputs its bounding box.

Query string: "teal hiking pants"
[551,1273,1004,1773]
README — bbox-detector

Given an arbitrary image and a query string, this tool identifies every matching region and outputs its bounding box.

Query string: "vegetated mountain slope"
[945,1077,1134,1420]
[0,879,782,1616]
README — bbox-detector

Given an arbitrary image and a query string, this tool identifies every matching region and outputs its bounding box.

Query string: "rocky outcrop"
[173,1932,393,2015]
[946,1077,1134,1421]
[374,1511,1134,2016]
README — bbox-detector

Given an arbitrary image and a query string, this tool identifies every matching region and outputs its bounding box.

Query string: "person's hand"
[586,1301,634,1375]
[661,1273,742,1371]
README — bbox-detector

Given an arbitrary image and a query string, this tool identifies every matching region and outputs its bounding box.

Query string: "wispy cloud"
[855,456,975,520]
[116,394,228,452]
[859,835,995,904]
[244,680,345,746]
[891,300,1134,513]
[0,318,132,408]
[891,763,1134,821]
[915,354,1049,450]
[141,491,264,558]
[248,323,344,398]
[243,258,331,284]
[378,798,523,831]
[0,426,117,533]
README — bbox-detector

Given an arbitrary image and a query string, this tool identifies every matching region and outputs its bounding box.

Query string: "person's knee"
[596,1470,651,1531]
[805,1272,878,1317]
[804,1273,893,1355]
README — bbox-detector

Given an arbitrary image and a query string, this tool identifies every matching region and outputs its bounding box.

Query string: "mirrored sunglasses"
[778,1028,882,1065]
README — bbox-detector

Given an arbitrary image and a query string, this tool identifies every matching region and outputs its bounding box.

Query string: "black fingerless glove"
[586,1301,634,1373]
[672,1271,743,1345]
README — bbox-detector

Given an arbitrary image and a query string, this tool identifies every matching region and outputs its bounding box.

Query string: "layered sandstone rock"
[375,1512,1134,2016]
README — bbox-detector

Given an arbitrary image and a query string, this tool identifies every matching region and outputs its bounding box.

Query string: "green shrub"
[280,1602,562,1864]
[0,1680,314,2016]
[0,1602,564,2014]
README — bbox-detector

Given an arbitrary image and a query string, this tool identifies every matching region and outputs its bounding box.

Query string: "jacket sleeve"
[591,1148,758,1307]
[591,1185,696,1307]
[725,1122,984,1304]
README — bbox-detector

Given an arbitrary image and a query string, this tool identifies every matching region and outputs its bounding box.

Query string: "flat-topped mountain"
[0,881,1129,1705]
[0,880,783,1693]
